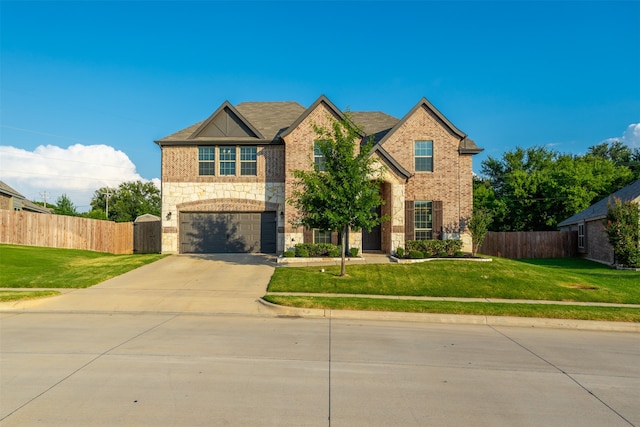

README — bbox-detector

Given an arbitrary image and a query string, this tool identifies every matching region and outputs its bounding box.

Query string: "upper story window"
[240,146,257,176]
[198,147,215,176]
[198,146,257,176]
[414,140,433,172]
[314,141,326,171]
[219,146,237,176]
[414,201,433,240]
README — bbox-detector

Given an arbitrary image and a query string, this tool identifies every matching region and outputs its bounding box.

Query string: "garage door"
[180,212,276,254]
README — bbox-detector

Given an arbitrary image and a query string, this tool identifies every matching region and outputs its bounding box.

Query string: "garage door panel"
[180,212,276,254]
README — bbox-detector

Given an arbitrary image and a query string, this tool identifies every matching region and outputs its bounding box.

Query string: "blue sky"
[1,0,639,211]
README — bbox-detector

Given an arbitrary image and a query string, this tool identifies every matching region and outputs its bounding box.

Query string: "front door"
[362,206,382,251]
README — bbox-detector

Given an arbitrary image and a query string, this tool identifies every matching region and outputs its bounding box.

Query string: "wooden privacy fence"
[0,210,133,254]
[478,231,578,259]
[133,220,161,254]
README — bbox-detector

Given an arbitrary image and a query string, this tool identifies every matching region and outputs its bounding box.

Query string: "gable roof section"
[189,101,264,140]
[558,179,640,227]
[370,145,412,181]
[376,97,482,154]
[155,101,307,145]
[279,95,348,138]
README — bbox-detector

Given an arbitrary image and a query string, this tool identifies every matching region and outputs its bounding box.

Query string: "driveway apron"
[1,254,276,314]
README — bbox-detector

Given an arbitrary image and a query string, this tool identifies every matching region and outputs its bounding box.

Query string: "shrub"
[349,247,359,257]
[406,239,463,257]
[295,246,309,257]
[294,243,341,257]
[395,247,405,258]
[408,250,424,259]
[283,250,295,258]
[604,198,640,268]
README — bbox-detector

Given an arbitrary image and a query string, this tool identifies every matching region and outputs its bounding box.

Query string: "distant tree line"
[38,180,160,222]
[474,141,640,231]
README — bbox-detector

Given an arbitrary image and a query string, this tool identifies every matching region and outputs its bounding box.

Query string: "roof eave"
[155,138,283,147]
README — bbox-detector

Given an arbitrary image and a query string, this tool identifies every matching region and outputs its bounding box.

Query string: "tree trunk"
[340,225,347,276]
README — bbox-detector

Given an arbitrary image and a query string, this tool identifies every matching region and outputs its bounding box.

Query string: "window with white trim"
[198,147,215,176]
[414,140,433,172]
[314,141,326,171]
[414,201,433,240]
[240,146,257,176]
[219,146,237,176]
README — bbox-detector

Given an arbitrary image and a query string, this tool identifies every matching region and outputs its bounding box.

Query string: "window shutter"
[303,228,313,243]
[433,201,443,239]
[405,200,414,243]
[331,232,339,246]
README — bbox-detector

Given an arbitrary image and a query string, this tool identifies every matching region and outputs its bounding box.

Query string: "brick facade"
[156,95,481,254]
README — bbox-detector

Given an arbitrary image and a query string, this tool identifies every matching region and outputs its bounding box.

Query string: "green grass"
[262,295,640,323]
[0,290,60,302]
[268,257,640,304]
[0,244,167,288]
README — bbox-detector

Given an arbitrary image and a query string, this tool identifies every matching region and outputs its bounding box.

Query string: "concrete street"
[1,254,639,426]
[1,314,639,426]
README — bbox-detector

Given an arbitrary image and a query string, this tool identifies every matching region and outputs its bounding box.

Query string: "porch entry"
[362,205,382,251]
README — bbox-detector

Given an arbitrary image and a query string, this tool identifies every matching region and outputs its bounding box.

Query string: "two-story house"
[155,95,482,254]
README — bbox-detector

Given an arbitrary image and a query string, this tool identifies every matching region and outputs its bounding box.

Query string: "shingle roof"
[350,111,399,144]
[156,101,306,144]
[155,96,483,155]
[0,180,23,198]
[558,179,640,227]
[0,180,51,213]
[235,102,306,140]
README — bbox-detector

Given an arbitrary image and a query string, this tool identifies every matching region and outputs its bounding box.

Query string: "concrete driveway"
[1,254,277,315]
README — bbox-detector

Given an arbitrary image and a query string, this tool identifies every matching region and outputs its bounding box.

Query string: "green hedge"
[294,243,341,257]
[401,240,463,258]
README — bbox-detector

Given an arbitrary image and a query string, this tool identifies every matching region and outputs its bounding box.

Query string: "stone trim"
[177,198,280,213]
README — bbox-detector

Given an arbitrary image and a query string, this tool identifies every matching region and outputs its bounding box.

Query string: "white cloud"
[0,144,159,211]
[603,123,640,149]
[621,123,640,148]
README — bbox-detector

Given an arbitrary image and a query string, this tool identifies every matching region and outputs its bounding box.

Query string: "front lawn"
[262,295,640,322]
[268,257,640,304]
[0,244,166,288]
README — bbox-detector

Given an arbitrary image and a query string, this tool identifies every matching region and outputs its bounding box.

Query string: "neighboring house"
[155,95,482,254]
[0,180,51,214]
[558,179,640,265]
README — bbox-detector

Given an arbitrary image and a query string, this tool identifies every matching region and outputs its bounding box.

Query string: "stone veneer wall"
[161,182,285,253]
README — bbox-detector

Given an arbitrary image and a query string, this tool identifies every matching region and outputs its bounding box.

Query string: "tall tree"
[53,194,78,216]
[479,145,634,231]
[89,181,160,222]
[289,113,387,276]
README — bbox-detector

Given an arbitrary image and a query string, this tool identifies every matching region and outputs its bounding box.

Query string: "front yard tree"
[289,113,387,276]
[468,208,493,256]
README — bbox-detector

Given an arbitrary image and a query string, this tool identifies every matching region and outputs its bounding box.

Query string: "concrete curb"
[257,298,640,333]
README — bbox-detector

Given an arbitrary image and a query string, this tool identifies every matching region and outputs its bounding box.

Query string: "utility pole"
[101,188,113,219]
[40,191,50,208]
